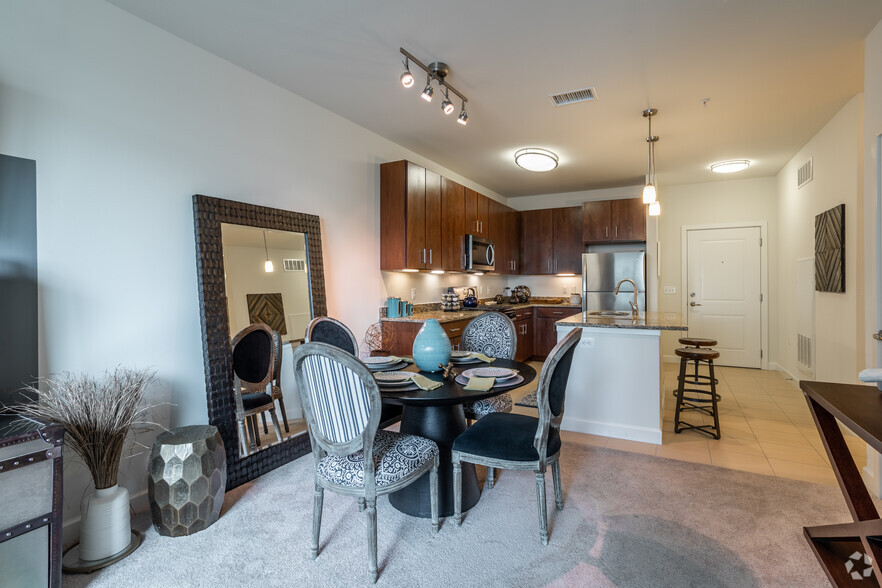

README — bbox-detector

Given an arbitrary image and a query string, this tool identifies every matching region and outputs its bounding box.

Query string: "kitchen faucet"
[614,278,639,317]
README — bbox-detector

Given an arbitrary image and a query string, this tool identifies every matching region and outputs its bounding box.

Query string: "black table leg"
[389,404,480,518]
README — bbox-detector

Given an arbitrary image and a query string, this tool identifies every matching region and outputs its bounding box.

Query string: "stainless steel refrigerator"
[581,251,646,312]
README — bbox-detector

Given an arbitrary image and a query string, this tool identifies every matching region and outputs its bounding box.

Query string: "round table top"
[377,358,537,407]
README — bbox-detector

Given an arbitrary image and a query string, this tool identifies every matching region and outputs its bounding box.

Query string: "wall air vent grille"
[548,86,597,106]
[798,158,813,189]
[283,258,306,272]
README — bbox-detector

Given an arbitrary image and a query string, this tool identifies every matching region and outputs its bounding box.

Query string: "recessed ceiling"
[106,0,882,198]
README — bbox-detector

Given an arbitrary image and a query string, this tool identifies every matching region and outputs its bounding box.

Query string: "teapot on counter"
[463,287,478,308]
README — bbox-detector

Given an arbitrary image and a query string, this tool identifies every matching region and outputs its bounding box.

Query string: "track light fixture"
[399,47,469,126]
[400,58,414,88]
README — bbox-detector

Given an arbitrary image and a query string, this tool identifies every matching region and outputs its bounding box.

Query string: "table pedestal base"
[389,404,480,518]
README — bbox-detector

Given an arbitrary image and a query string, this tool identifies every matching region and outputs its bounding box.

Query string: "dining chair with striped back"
[292,342,440,584]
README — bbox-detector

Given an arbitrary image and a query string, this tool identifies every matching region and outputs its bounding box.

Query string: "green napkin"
[411,374,442,391]
[464,376,495,391]
[385,355,414,364]
[471,353,495,363]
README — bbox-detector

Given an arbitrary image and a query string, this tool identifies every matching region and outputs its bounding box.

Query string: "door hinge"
[760,349,763,358]
[759,237,763,246]
[760,293,763,302]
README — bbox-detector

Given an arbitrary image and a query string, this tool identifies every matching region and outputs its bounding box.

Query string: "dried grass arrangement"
[11,366,156,489]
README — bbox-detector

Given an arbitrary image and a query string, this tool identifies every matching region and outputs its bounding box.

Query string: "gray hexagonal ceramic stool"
[148,425,226,537]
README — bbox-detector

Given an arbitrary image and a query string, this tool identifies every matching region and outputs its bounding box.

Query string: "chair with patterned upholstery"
[452,328,580,545]
[292,342,440,584]
[231,323,284,456]
[304,316,358,355]
[460,311,518,421]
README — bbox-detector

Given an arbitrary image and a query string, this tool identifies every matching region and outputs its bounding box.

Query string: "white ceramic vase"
[79,484,131,561]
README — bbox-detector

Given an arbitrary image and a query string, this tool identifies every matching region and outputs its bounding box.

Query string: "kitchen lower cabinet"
[534,307,581,357]
[513,308,534,361]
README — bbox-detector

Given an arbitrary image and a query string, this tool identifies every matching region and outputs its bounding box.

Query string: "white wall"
[776,95,863,383]
[0,0,504,532]
[651,178,779,360]
[865,20,882,371]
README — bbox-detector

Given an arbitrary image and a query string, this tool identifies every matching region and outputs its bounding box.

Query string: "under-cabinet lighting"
[556,273,576,277]
[430,270,445,275]
[401,269,419,273]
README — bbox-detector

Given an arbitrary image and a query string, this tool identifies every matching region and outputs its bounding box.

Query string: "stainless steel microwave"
[465,235,495,272]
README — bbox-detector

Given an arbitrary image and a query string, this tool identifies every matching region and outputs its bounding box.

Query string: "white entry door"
[686,226,762,368]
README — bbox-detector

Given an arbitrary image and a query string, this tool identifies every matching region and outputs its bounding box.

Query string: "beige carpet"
[63,443,848,587]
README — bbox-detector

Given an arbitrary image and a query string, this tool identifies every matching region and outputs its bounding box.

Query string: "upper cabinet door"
[581,200,611,243]
[552,206,582,274]
[465,189,490,236]
[441,178,465,271]
[610,198,647,242]
[521,208,554,274]
[424,169,442,269]
[487,199,506,274]
[405,163,427,269]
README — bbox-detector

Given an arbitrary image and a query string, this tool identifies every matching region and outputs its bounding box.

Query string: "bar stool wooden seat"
[675,337,719,390]
[674,346,721,439]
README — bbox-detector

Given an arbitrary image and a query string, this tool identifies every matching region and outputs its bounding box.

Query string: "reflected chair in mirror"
[460,312,518,422]
[306,316,403,429]
[270,330,290,433]
[304,316,358,355]
[232,323,284,456]
[292,342,440,584]
[452,328,580,545]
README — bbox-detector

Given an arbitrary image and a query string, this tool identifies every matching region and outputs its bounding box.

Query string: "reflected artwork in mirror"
[194,194,327,489]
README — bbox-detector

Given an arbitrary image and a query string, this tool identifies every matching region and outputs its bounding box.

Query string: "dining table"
[375,357,537,518]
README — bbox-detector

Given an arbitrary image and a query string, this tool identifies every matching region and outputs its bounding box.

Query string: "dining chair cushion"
[463,393,513,418]
[316,430,439,488]
[242,392,273,411]
[309,320,358,355]
[461,312,516,360]
[232,328,274,383]
[452,413,560,461]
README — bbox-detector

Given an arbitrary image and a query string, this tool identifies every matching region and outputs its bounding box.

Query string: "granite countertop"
[555,311,687,331]
[381,300,582,323]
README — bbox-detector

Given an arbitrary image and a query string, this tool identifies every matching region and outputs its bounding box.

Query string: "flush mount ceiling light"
[711,159,750,174]
[399,47,469,126]
[642,108,659,205]
[514,148,559,172]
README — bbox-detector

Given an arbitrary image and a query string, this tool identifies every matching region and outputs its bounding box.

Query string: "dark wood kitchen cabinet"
[534,307,581,357]
[381,160,442,271]
[582,198,646,244]
[521,206,581,275]
[441,178,465,271]
[487,198,507,273]
[465,188,490,237]
[513,308,534,362]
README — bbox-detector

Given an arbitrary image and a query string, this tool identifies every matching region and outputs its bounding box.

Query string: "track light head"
[442,99,455,114]
[457,109,468,125]
[401,70,414,89]
[420,81,434,102]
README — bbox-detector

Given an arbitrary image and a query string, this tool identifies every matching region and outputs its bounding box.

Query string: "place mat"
[455,373,525,389]
[515,391,538,408]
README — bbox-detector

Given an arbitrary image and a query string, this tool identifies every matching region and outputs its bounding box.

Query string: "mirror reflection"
[221,223,310,456]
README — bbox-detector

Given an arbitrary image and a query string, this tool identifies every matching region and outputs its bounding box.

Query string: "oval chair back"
[231,323,275,391]
[305,316,359,356]
[533,328,581,461]
[460,311,517,359]
[292,342,382,470]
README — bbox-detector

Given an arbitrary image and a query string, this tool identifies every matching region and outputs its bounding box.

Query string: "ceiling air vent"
[798,157,813,189]
[548,86,597,107]
[283,258,306,272]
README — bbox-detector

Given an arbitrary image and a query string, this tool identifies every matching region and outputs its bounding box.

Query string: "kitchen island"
[555,312,687,444]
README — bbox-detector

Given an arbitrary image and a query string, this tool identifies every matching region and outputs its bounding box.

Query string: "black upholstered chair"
[269,330,290,433]
[452,328,580,545]
[231,323,284,456]
[292,342,440,584]
[304,316,358,355]
[460,311,518,421]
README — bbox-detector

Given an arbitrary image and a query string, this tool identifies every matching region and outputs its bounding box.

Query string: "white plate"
[461,367,517,380]
[368,360,408,372]
[363,356,398,366]
[451,356,482,364]
[378,381,420,392]
[455,373,525,388]
[373,370,413,383]
[451,351,473,358]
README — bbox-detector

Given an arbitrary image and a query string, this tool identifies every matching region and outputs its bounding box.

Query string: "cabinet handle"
[420,249,425,263]
[615,226,618,238]
[606,226,609,238]
[554,259,558,273]
[429,249,432,264]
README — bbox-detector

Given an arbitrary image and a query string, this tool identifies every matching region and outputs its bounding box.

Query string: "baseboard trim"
[769,362,800,383]
[561,416,662,445]
[662,354,679,364]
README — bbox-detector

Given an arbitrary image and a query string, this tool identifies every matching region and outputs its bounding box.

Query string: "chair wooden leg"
[311,484,323,559]
[487,466,496,489]
[269,409,283,443]
[237,420,250,456]
[536,470,548,545]
[246,416,259,449]
[277,397,290,433]
[365,498,378,584]
[452,455,463,527]
[430,456,439,534]
[552,461,563,511]
[358,498,365,512]
[261,412,269,435]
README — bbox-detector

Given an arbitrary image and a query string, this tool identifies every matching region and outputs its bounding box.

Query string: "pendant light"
[263,230,273,273]
[642,108,659,205]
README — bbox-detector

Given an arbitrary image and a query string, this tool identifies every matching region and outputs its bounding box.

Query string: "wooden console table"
[801,380,882,586]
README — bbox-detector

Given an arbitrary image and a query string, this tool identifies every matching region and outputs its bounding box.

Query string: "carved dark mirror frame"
[193,194,326,489]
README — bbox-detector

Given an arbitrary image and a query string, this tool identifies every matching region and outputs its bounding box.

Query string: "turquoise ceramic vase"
[412,319,451,372]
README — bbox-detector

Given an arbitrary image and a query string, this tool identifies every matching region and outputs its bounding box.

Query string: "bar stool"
[673,346,721,439]
[677,337,718,388]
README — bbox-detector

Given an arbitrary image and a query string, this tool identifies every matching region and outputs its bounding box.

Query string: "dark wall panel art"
[814,203,845,293]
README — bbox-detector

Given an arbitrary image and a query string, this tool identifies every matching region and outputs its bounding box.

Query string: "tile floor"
[512,361,868,487]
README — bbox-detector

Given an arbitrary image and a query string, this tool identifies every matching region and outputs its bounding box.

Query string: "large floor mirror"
[193,194,326,488]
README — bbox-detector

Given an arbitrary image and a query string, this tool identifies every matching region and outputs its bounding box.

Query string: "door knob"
[690,301,702,307]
